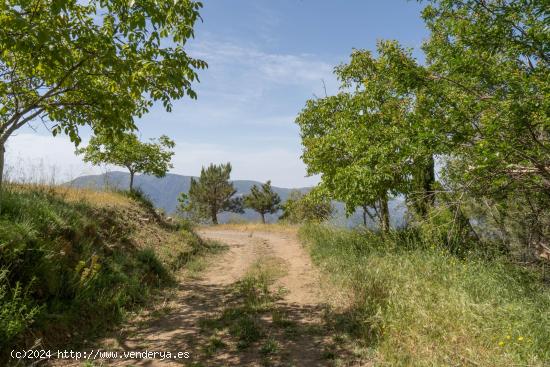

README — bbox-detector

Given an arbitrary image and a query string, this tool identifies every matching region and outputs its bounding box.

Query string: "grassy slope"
[0,184,208,358]
[299,224,550,366]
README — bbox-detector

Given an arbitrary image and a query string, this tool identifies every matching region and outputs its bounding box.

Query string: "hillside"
[68,172,309,222]
[0,184,218,361]
[67,171,406,225]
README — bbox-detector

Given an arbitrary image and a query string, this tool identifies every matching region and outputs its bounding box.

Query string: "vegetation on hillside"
[300,224,550,366]
[0,184,214,361]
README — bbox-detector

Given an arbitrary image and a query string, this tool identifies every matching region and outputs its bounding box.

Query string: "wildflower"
[517,336,524,341]
[498,341,505,346]
[506,335,511,340]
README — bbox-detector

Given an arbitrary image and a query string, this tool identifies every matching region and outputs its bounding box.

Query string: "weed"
[229,313,264,348]
[202,335,226,356]
[260,337,279,356]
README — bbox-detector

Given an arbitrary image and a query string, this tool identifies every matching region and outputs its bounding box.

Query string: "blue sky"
[7,0,428,187]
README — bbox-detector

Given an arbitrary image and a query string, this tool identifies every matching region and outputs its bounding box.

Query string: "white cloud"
[190,39,334,87]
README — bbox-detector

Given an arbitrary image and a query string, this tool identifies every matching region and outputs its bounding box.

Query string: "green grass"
[0,184,210,361]
[299,224,550,366]
[202,335,227,356]
[260,337,279,356]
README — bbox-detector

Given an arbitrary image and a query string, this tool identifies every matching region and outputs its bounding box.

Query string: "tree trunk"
[129,170,135,191]
[261,212,266,224]
[362,205,368,226]
[422,154,436,215]
[0,142,5,190]
[412,154,436,218]
[0,142,4,214]
[211,206,218,225]
[379,192,390,233]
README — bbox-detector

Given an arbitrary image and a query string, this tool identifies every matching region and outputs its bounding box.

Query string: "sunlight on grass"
[300,224,550,366]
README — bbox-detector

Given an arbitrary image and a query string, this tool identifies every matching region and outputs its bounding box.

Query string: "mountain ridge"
[67,171,405,225]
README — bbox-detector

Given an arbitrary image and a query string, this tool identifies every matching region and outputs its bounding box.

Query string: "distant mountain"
[67,171,406,226]
[67,171,310,223]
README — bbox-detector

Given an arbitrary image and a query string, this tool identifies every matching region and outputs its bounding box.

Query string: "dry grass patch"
[202,223,299,234]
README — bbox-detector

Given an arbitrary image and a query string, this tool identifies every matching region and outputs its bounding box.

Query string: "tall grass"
[300,224,550,366]
[0,184,205,359]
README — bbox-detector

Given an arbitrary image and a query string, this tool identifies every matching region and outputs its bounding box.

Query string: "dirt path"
[56,227,341,367]
[199,228,321,304]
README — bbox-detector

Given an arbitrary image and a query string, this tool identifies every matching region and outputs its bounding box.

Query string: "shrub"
[0,270,40,346]
[279,190,333,224]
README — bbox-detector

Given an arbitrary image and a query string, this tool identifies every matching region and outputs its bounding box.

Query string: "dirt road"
[60,226,340,367]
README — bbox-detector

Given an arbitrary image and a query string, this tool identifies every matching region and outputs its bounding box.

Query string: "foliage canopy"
[0,0,206,184]
[76,133,175,190]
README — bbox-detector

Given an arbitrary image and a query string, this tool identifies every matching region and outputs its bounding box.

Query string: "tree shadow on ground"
[95,278,368,367]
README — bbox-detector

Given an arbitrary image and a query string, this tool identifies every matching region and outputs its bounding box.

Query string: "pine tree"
[185,163,243,224]
[244,181,281,224]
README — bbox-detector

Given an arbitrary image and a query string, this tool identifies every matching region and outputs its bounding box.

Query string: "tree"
[177,192,209,223]
[0,0,207,187]
[296,0,548,250]
[279,189,333,224]
[244,181,281,224]
[183,163,243,225]
[418,0,550,255]
[76,133,175,190]
[296,41,442,232]
[420,0,549,198]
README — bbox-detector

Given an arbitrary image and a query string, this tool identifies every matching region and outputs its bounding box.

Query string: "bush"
[279,190,333,224]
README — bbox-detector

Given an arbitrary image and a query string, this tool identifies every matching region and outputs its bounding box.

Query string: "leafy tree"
[182,163,243,225]
[279,189,333,224]
[418,0,550,254]
[0,0,207,186]
[297,0,549,250]
[177,192,208,224]
[76,133,175,190]
[244,181,281,224]
[420,0,549,197]
[296,41,442,231]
